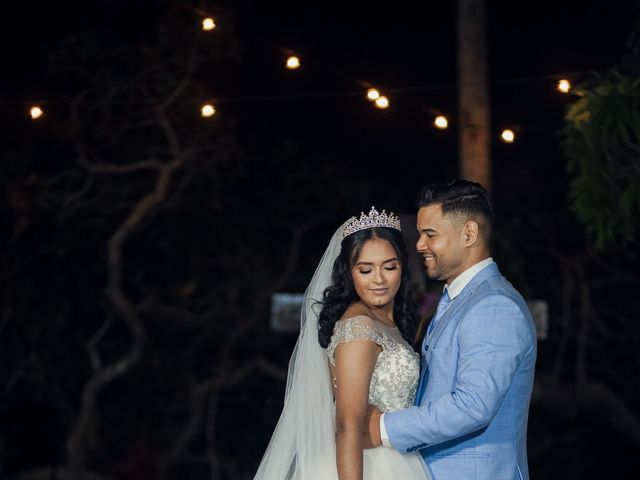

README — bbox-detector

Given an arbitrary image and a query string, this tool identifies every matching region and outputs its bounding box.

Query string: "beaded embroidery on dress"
[327,315,429,479]
[328,316,420,412]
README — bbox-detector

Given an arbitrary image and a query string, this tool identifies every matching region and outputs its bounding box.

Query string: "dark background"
[5,0,636,203]
[1,1,639,479]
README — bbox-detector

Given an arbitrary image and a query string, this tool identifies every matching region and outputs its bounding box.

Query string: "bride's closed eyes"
[357,265,399,274]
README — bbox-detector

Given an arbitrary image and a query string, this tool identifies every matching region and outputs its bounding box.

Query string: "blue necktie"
[428,288,452,335]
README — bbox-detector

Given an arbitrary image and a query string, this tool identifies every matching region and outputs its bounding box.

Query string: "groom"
[368,180,537,480]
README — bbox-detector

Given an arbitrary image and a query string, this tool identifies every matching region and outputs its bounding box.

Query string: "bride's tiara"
[342,206,402,238]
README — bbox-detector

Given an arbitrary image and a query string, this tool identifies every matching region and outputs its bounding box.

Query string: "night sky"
[2,0,637,210]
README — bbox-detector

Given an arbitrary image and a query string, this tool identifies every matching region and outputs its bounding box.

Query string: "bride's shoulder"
[339,305,376,327]
[329,311,383,350]
[336,309,379,334]
[328,314,383,365]
[335,315,376,331]
[341,302,370,319]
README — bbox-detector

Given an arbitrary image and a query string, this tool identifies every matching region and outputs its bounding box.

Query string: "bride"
[254,208,429,480]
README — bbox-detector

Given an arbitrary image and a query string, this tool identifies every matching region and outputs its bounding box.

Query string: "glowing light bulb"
[202,18,216,31]
[29,106,44,120]
[286,56,301,70]
[501,129,515,143]
[557,79,571,93]
[366,88,380,101]
[201,104,216,117]
[434,115,448,129]
[374,96,389,109]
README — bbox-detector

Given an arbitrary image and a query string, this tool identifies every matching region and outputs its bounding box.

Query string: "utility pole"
[457,0,491,191]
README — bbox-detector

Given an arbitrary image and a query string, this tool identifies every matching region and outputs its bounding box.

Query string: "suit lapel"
[422,263,501,366]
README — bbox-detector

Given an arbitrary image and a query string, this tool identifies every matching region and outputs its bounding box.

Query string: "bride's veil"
[253,219,352,480]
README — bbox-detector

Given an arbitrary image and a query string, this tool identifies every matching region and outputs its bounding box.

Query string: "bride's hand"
[362,404,382,449]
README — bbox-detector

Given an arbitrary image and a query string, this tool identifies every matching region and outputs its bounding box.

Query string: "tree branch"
[67,106,188,479]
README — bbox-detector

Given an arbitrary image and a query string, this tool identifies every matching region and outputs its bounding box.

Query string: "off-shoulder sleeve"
[326,316,384,366]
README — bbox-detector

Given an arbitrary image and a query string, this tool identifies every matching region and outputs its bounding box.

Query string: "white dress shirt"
[379,257,495,447]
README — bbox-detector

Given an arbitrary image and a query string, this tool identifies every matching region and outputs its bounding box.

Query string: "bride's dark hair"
[317,227,418,348]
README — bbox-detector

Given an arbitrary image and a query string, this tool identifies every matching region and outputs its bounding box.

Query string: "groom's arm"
[383,294,534,452]
[361,406,394,449]
[362,405,382,448]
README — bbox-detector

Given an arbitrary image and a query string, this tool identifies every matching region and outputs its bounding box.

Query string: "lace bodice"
[327,316,420,412]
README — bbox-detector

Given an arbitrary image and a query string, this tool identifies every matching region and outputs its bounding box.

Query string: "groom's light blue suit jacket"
[384,263,537,480]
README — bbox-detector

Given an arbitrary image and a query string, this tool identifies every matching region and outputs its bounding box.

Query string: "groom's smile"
[422,253,436,264]
[416,204,468,284]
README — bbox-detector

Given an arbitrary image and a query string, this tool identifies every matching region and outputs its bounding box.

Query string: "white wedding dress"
[327,316,429,479]
[253,219,429,480]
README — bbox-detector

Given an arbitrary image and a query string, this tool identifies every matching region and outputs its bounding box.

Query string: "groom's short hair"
[417,179,493,238]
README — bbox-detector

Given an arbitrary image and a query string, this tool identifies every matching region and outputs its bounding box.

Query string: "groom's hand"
[363,404,382,449]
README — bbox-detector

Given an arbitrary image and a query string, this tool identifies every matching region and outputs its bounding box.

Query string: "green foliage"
[561,71,640,248]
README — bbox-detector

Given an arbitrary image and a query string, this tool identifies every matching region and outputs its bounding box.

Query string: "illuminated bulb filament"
[557,79,571,93]
[434,115,448,129]
[366,88,380,101]
[501,129,515,143]
[374,96,389,109]
[286,56,301,70]
[30,106,44,120]
[201,104,216,117]
[202,18,216,31]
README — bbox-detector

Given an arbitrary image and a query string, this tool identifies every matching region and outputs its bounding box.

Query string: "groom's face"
[416,204,466,284]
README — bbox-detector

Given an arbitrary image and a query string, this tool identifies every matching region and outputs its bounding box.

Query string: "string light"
[12,8,587,137]
[286,56,301,70]
[29,106,44,120]
[557,79,571,93]
[500,129,515,143]
[434,115,448,129]
[202,17,216,31]
[201,103,216,117]
[374,96,389,109]
[366,88,380,101]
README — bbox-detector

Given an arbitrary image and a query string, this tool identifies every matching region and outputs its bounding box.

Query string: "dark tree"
[1,2,349,479]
